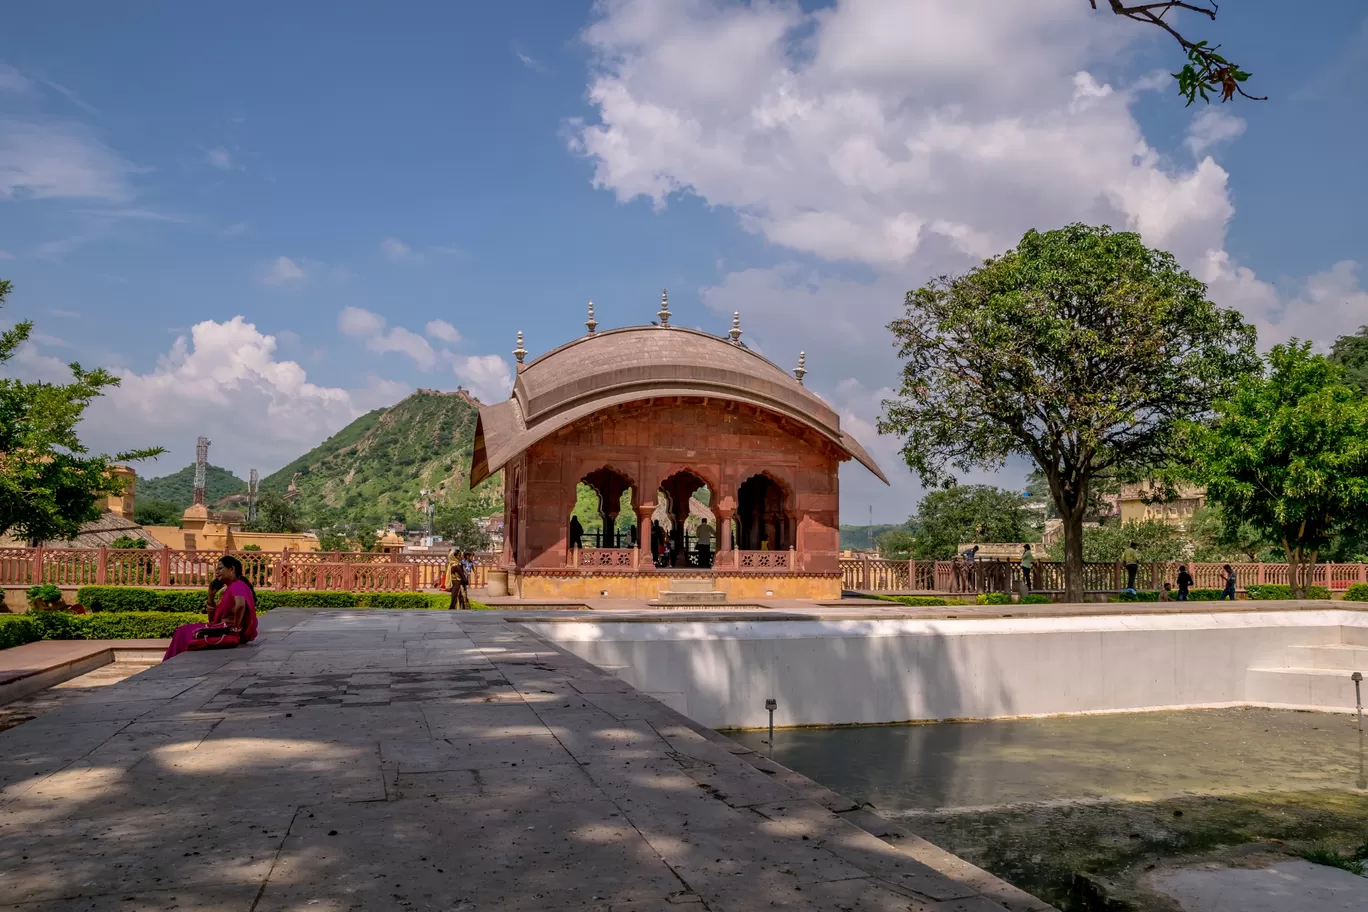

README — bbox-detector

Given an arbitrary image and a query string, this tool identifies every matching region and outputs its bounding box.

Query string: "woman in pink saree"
[163,555,259,660]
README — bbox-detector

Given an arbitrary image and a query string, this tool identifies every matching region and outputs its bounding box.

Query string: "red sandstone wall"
[510,398,843,572]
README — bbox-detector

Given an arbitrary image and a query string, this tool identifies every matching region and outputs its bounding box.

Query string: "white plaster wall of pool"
[524,611,1368,729]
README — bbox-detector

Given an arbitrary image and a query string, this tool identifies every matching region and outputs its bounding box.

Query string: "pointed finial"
[586,300,598,336]
[728,311,742,345]
[794,351,807,385]
[513,331,527,369]
[657,288,671,326]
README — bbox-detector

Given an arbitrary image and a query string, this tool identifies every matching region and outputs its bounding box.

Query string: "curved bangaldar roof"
[469,325,888,486]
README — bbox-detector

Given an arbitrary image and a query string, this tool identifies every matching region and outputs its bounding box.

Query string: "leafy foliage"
[0,615,43,650]
[1329,325,1368,395]
[137,464,247,509]
[880,224,1258,599]
[434,503,492,553]
[244,492,303,534]
[260,391,502,532]
[975,592,1013,605]
[839,523,917,552]
[1182,342,1368,597]
[1245,584,1330,601]
[0,279,165,544]
[1044,519,1187,564]
[133,496,183,527]
[1186,504,1276,562]
[907,485,1038,560]
[26,583,61,604]
[77,586,210,613]
[1345,583,1368,602]
[875,529,916,560]
[109,535,147,550]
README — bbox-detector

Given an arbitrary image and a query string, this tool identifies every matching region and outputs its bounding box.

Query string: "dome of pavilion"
[469,323,886,486]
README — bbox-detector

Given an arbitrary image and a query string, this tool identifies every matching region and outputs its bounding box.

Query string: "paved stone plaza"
[0,609,1048,912]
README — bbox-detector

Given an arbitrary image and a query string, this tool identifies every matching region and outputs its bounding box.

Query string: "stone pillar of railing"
[96,546,108,586]
[861,557,871,591]
[789,545,797,573]
[1258,562,1266,584]
[32,545,42,586]
[159,547,171,587]
[636,505,654,569]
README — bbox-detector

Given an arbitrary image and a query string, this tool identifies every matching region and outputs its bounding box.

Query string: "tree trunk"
[1063,512,1085,604]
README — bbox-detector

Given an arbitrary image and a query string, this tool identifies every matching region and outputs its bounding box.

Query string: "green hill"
[138,463,248,509]
[260,389,500,530]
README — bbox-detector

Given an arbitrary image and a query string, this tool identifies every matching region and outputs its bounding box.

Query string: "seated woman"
[163,556,259,660]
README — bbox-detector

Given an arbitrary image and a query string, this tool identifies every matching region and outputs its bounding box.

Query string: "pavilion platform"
[0,607,1049,911]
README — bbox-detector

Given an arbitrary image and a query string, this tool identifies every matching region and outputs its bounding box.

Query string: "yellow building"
[143,503,320,552]
[1118,483,1206,528]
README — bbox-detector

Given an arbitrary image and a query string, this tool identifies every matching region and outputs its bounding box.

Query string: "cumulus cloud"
[261,256,307,286]
[571,0,1366,519]
[425,319,462,344]
[380,236,462,264]
[453,354,513,404]
[205,146,235,170]
[0,118,136,201]
[337,306,437,370]
[1185,109,1246,157]
[49,317,404,475]
[0,64,30,94]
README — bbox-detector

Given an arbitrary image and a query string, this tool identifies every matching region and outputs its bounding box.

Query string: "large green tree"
[908,485,1038,560]
[1044,518,1186,564]
[244,492,303,534]
[434,503,492,553]
[879,224,1258,601]
[1183,342,1368,598]
[1329,325,1368,395]
[0,280,164,544]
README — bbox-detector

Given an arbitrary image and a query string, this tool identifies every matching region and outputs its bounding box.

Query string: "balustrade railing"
[0,547,496,593]
[839,557,1368,594]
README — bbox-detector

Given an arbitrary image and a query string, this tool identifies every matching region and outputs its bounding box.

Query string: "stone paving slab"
[0,608,1053,911]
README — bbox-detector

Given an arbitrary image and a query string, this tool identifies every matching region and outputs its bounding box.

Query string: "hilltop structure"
[471,296,886,600]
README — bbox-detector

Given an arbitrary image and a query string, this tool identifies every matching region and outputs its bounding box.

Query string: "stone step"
[1341,627,1368,647]
[1283,644,1368,672]
[1245,667,1366,711]
[655,590,728,605]
[668,578,722,593]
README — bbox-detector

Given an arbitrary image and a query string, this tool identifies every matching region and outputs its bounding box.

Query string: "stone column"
[715,510,733,553]
[637,504,655,568]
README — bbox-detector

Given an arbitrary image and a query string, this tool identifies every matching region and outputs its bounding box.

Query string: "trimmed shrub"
[1345,583,1368,602]
[1115,590,1161,602]
[1020,593,1052,604]
[27,583,62,605]
[77,587,209,613]
[362,592,447,610]
[75,612,202,640]
[975,592,1013,605]
[254,590,358,609]
[0,616,41,650]
[25,610,81,640]
[1186,588,1225,600]
[873,594,949,607]
[1246,583,1331,600]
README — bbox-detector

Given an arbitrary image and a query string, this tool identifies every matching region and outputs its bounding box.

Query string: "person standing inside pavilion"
[696,520,714,568]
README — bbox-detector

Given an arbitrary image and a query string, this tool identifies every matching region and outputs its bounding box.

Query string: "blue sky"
[2,0,1366,523]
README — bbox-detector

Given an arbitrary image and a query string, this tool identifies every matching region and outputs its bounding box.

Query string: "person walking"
[459,551,475,610]
[1020,544,1034,591]
[650,520,664,567]
[454,546,470,609]
[951,553,965,592]
[1221,564,1237,600]
[1122,541,1141,591]
[695,520,713,568]
[962,545,979,590]
[1176,564,1193,601]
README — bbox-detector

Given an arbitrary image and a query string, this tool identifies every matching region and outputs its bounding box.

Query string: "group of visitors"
[446,548,476,610]
[650,519,714,568]
[163,556,258,660]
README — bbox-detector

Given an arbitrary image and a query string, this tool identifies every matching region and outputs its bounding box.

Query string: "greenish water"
[730,708,1368,911]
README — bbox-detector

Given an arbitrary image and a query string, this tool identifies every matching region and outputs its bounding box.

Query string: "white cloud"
[380,237,417,263]
[571,0,1367,519]
[221,222,248,237]
[1185,109,1246,157]
[261,256,307,286]
[337,306,438,371]
[205,146,234,170]
[425,319,462,344]
[515,47,549,73]
[453,354,513,404]
[0,119,135,201]
[0,64,30,94]
[18,317,404,475]
[380,236,462,264]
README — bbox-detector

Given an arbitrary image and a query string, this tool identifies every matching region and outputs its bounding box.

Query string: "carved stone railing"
[576,548,638,569]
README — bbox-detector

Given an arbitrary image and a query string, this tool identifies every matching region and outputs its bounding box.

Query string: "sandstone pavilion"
[470,293,887,601]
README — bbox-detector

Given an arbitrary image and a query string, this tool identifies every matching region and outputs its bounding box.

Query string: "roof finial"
[586,300,598,336]
[514,331,527,371]
[728,311,742,345]
[657,288,671,326]
[794,351,807,385]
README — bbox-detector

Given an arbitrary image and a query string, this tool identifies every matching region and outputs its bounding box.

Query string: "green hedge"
[1115,590,1161,602]
[0,611,204,645]
[77,587,207,613]
[0,615,43,650]
[976,592,1013,605]
[75,587,482,612]
[1187,588,1226,600]
[1246,583,1331,600]
[1020,593,1052,604]
[1345,583,1368,602]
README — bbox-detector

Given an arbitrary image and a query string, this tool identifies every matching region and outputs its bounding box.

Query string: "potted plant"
[26,583,65,612]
